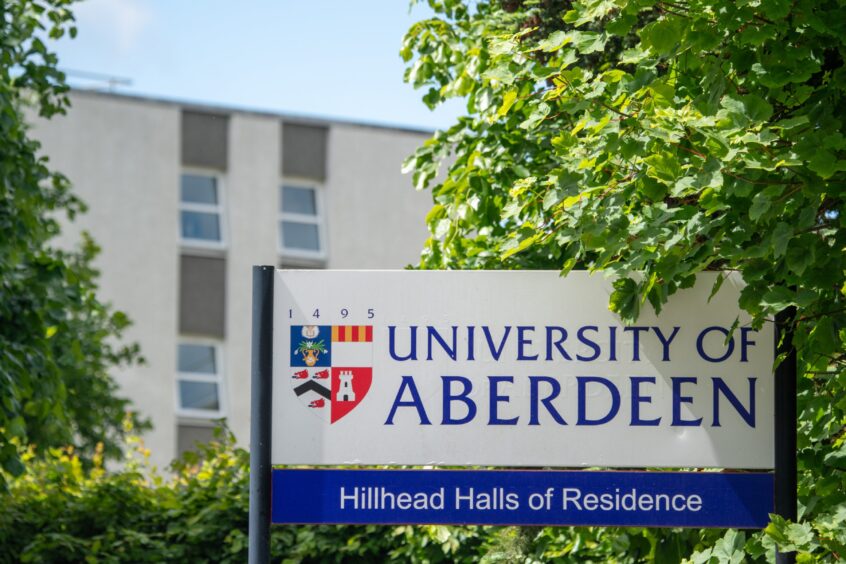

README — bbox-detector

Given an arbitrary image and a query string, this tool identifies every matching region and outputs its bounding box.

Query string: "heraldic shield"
[290,325,373,423]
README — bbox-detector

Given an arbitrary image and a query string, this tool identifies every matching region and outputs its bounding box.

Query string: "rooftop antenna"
[59,68,132,92]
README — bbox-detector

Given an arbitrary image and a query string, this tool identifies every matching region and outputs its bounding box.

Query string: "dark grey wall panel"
[177,424,216,456]
[179,255,226,337]
[281,122,328,180]
[181,111,229,170]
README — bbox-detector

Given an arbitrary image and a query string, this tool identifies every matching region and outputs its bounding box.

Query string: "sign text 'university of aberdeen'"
[272,271,774,470]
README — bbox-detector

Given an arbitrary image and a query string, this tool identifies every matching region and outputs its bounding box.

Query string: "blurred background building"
[29,90,432,469]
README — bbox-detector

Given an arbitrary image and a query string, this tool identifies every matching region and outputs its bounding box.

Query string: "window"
[176,342,224,417]
[180,172,225,247]
[279,182,325,259]
[176,423,215,456]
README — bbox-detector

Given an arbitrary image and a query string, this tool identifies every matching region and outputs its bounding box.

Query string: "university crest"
[290,325,373,423]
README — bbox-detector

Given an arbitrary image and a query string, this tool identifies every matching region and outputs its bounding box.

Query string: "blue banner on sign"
[272,469,773,529]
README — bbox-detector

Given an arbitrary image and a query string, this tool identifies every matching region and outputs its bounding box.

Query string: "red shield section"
[330,367,372,423]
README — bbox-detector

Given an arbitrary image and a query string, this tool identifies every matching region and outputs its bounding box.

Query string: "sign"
[272,469,773,529]
[272,271,774,469]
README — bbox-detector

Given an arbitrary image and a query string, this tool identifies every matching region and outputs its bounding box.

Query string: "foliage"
[0,0,146,488]
[0,428,487,563]
[402,0,846,560]
[296,339,328,354]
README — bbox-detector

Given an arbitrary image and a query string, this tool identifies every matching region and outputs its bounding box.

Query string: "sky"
[52,0,466,130]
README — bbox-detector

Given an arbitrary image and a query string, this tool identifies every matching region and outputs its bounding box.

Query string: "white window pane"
[178,344,216,374]
[181,211,221,241]
[181,174,218,204]
[282,220,320,251]
[179,380,220,411]
[281,185,316,215]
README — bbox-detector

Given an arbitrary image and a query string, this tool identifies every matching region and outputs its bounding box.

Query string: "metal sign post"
[248,266,274,564]
[775,307,798,564]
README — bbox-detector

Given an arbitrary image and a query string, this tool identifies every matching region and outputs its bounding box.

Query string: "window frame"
[175,339,226,419]
[278,178,327,262]
[179,169,228,251]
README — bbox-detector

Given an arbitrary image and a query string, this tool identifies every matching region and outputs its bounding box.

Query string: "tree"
[402,0,846,559]
[0,0,146,488]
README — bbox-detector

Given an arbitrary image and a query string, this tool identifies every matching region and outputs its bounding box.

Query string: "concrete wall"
[29,93,181,470]
[28,90,433,469]
[224,113,281,445]
[325,124,431,269]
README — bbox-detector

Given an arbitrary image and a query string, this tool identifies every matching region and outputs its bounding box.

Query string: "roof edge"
[67,88,436,136]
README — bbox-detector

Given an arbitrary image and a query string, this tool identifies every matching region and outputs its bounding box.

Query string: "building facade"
[29,91,432,469]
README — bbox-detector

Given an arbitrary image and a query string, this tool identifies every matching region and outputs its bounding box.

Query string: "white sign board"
[271,271,774,469]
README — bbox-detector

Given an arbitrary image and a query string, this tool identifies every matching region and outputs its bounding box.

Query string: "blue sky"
[53,0,466,130]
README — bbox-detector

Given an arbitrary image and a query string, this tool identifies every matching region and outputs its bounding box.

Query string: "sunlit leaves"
[2,429,489,562]
[403,0,846,559]
[640,17,686,56]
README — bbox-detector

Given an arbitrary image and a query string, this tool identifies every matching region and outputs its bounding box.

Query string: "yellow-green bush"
[0,430,485,563]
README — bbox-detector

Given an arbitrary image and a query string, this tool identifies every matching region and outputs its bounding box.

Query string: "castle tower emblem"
[337,370,355,402]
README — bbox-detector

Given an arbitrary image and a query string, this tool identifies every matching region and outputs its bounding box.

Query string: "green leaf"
[761,287,796,311]
[785,243,814,276]
[771,222,792,258]
[823,442,846,468]
[536,31,572,52]
[648,80,675,106]
[483,65,515,85]
[500,233,538,259]
[564,0,616,26]
[644,153,681,183]
[773,115,809,131]
[489,37,518,57]
[543,188,562,210]
[711,529,746,563]
[749,191,772,221]
[708,272,726,302]
[609,278,640,321]
[742,94,773,122]
[765,514,790,545]
[761,0,791,19]
[606,13,637,36]
[519,102,551,130]
[809,317,838,355]
[571,31,607,54]
[640,17,685,55]
[694,63,726,115]
[639,177,668,201]
[497,90,519,118]
[7,416,26,438]
[425,204,446,225]
[2,455,25,478]
[808,151,842,179]
[784,522,815,549]
[602,69,627,83]
[434,218,451,238]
